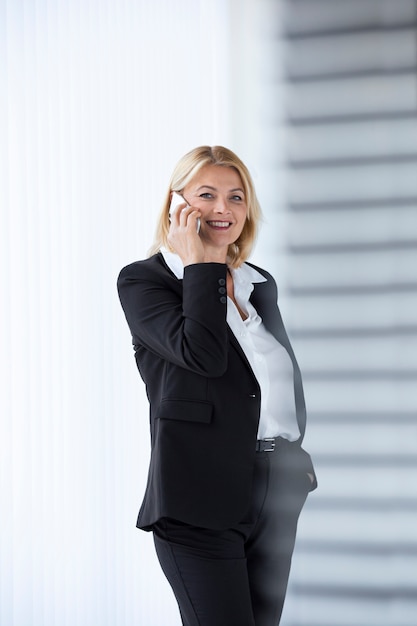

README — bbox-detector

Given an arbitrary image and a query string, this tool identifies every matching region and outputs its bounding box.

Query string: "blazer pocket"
[155,398,213,424]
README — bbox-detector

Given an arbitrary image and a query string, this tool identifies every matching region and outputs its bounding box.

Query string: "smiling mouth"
[206,221,232,229]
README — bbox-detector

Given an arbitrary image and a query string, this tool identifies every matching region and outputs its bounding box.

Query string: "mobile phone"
[169,192,201,234]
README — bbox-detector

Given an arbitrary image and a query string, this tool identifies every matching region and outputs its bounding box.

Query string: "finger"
[170,201,187,223]
[178,205,193,226]
[181,207,201,229]
[189,209,201,227]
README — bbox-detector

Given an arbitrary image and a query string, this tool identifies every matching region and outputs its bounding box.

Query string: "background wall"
[278,2,417,625]
[1,1,417,625]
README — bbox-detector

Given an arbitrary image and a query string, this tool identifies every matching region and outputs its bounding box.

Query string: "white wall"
[0,1,238,624]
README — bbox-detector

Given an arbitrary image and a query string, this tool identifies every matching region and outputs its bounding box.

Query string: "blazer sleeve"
[117,258,229,377]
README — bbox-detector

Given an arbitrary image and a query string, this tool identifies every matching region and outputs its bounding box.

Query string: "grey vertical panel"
[279,2,417,625]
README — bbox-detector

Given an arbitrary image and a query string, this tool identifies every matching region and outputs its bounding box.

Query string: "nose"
[214,197,229,213]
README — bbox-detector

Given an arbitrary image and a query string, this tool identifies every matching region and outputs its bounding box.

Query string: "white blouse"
[161,249,300,441]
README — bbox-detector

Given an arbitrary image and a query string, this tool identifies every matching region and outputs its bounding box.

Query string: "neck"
[201,244,229,265]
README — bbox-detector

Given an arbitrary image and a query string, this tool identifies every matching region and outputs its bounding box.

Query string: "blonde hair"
[148,145,263,267]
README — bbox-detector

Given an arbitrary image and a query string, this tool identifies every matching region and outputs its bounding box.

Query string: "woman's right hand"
[167,200,204,267]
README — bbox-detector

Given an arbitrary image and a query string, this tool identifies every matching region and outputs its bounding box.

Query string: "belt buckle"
[263,437,276,452]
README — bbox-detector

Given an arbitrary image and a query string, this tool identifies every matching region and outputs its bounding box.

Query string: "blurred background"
[1,0,417,624]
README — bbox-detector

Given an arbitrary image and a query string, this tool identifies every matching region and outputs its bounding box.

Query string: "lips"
[207,221,232,229]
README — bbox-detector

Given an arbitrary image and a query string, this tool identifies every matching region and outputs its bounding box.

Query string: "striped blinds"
[278,2,417,625]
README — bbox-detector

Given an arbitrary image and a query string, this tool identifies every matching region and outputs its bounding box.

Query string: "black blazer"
[118,252,316,531]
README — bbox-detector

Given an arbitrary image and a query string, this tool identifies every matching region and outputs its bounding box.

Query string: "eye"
[199,192,214,199]
[231,194,243,202]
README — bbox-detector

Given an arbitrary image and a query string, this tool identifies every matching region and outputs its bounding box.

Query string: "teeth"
[208,221,230,228]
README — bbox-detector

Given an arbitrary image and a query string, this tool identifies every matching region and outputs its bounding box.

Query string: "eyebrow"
[196,185,245,194]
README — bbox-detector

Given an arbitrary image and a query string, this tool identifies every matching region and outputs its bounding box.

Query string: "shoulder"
[118,253,170,284]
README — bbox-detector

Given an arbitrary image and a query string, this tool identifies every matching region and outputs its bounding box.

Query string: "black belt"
[256,436,293,453]
[256,437,277,452]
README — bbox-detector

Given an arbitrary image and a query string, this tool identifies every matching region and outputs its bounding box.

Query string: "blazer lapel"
[227,325,259,386]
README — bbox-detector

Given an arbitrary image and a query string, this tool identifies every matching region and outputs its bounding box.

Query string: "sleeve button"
[218,287,226,294]
[218,278,226,286]
[219,296,227,304]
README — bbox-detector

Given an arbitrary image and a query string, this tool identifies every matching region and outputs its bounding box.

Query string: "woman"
[117,145,317,626]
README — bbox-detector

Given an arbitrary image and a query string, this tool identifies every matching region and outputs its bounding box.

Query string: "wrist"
[181,255,205,267]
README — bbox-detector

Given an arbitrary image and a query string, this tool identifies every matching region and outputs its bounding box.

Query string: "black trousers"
[152,438,313,626]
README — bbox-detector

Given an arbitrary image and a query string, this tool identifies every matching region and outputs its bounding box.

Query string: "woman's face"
[182,165,248,250]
